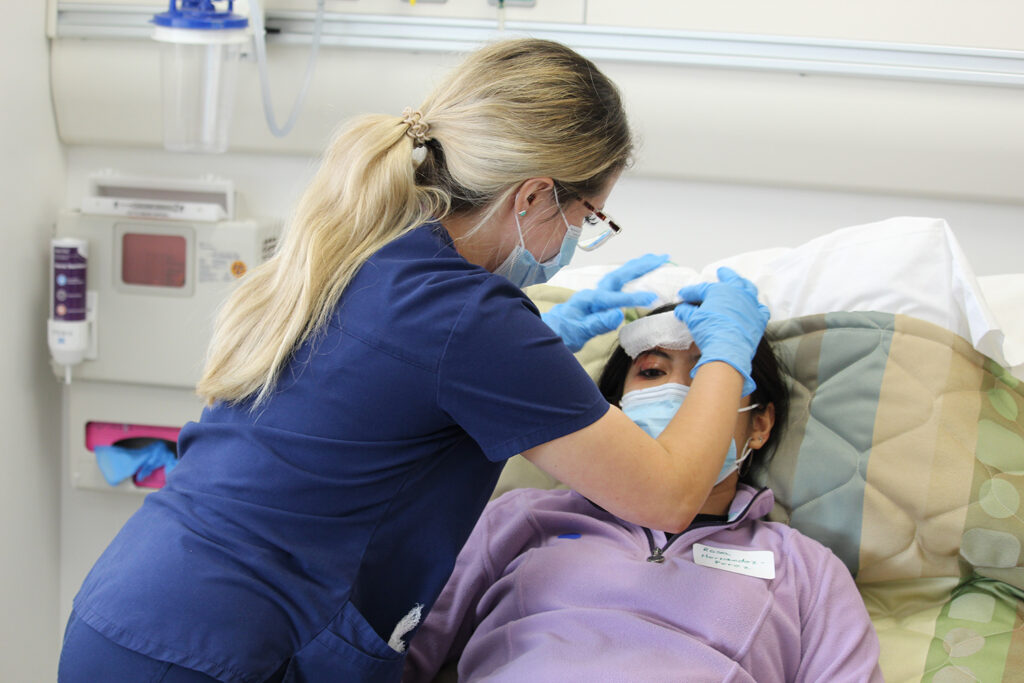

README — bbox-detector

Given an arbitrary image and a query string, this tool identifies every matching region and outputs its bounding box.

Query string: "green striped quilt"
[763,312,1024,682]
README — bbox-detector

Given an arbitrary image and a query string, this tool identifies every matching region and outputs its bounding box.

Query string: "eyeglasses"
[552,182,622,251]
[576,198,622,251]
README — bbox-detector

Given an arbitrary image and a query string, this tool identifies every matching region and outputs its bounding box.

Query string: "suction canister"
[152,1,250,153]
[48,238,90,383]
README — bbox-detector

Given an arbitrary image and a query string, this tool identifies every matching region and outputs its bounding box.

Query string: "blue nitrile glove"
[94,441,178,487]
[542,253,670,352]
[674,267,770,397]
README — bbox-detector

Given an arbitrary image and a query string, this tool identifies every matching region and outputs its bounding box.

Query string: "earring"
[518,209,527,217]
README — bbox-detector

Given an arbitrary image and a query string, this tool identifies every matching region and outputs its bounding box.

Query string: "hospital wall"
[12,3,1024,681]
[1,5,66,682]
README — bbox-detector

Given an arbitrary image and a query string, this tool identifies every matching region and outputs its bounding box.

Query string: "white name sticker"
[693,543,775,579]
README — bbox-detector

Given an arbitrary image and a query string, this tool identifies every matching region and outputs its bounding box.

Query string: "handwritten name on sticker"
[693,543,775,579]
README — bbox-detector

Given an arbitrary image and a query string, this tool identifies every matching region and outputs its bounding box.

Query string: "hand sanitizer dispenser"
[151,1,250,153]
[49,238,94,383]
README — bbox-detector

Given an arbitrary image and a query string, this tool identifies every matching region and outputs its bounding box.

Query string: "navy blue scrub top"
[72,223,609,683]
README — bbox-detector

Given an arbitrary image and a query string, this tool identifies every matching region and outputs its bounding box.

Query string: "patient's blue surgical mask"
[494,192,581,289]
[717,438,754,485]
[620,382,759,485]
[620,383,691,439]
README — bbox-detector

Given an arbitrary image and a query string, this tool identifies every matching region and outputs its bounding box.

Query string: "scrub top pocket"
[283,600,404,683]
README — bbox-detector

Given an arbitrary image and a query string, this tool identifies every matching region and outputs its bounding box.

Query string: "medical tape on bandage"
[618,312,694,358]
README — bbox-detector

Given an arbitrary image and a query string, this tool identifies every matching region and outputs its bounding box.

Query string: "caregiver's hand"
[674,267,770,397]
[542,253,669,352]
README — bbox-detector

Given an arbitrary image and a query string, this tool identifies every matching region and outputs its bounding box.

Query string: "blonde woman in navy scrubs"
[59,38,768,683]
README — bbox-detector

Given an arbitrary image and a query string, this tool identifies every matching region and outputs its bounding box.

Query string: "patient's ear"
[750,403,775,449]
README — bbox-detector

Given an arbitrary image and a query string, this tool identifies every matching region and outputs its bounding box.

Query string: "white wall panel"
[51,0,583,23]
[264,0,584,23]
[51,36,1024,204]
[586,0,1024,50]
[603,60,1024,203]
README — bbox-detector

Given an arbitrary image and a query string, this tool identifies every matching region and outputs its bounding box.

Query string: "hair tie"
[401,107,431,147]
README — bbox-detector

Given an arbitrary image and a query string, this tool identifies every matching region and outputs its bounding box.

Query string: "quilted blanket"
[762,311,1024,683]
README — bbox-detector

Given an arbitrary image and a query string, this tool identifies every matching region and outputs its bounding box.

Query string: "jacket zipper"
[643,527,666,563]
[641,488,767,564]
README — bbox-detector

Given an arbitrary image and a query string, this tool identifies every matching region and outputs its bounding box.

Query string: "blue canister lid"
[152,0,249,30]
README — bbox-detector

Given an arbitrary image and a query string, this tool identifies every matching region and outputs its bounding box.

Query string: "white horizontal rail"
[55,3,1024,87]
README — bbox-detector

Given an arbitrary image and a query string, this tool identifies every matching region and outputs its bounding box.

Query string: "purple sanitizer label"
[52,239,88,322]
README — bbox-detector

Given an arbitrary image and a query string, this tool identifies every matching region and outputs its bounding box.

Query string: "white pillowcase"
[549,217,1023,377]
[978,274,1024,379]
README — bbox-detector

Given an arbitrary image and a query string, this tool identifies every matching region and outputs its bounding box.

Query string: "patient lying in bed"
[402,305,884,682]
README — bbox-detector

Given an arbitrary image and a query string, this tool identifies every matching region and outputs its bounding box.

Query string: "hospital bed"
[488,217,1024,682]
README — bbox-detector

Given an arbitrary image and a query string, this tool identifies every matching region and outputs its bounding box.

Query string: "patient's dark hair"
[597,303,789,484]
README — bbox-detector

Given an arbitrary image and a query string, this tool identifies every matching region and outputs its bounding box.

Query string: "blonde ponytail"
[197,116,446,405]
[198,38,632,407]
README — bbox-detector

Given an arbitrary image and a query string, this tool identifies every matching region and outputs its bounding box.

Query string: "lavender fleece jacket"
[403,484,882,683]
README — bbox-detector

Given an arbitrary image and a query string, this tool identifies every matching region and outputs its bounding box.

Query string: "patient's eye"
[632,353,670,380]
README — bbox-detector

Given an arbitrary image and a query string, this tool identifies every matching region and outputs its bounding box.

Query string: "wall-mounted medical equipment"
[56,171,278,493]
[86,422,182,490]
[53,171,278,387]
[48,238,97,383]
[150,0,326,151]
[67,382,200,494]
[152,0,250,153]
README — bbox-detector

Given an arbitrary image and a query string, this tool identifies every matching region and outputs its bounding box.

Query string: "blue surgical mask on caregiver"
[494,190,581,288]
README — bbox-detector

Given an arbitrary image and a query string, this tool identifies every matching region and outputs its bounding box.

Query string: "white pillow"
[549,217,1021,373]
[978,274,1024,379]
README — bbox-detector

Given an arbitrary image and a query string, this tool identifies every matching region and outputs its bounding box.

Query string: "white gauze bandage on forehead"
[618,312,694,358]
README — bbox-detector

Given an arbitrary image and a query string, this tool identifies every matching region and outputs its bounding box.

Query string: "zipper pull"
[646,547,666,564]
